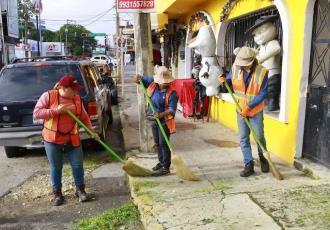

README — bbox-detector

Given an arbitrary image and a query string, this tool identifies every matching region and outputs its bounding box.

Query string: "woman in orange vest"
[218,47,270,177]
[33,75,99,206]
[135,66,178,176]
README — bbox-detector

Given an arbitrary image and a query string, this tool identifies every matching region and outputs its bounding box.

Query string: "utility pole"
[116,7,121,78]
[36,13,40,56]
[133,13,154,152]
[65,19,68,55]
[24,5,29,58]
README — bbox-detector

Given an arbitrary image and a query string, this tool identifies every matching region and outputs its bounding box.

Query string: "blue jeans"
[44,142,84,189]
[236,111,267,164]
[151,121,171,169]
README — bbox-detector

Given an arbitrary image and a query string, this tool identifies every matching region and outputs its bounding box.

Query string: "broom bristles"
[122,159,154,177]
[172,154,200,181]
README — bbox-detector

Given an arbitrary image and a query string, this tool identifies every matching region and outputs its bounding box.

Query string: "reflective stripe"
[47,118,53,130]
[234,66,240,80]
[254,65,263,85]
[234,92,255,101]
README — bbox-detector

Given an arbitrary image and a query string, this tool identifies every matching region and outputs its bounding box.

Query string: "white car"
[90,55,111,65]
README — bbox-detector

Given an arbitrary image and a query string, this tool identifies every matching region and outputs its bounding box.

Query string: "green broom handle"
[223,81,267,153]
[139,81,174,152]
[66,109,124,162]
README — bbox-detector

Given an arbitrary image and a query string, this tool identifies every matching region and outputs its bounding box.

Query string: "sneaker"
[240,161,255,177]
[152,162,162,171]
[52,188,64,206]
[152,167,170,176]
[75,185,89,202]
[259,156,270,173]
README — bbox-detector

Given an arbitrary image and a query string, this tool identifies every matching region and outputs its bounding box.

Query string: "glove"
[134,74,141,83]
[240,105,251,118]
[217,74,226,84]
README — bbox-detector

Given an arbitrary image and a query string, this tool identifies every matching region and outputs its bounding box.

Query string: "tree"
[18,0,36,57]
[57,24,97,56]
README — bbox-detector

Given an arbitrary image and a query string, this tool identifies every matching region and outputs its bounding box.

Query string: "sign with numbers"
[117,0,155,13]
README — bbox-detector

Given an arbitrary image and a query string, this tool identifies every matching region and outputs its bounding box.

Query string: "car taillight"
[87,100,98,117]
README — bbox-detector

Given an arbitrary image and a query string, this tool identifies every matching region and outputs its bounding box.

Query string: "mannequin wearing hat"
[134,66,179,176]
[218,47,270,177]
[247,15,282,111]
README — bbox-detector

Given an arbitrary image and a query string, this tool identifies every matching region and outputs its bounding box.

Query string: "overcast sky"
[40,0,132,45]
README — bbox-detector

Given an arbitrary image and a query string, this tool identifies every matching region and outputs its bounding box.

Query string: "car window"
[0,64,86,102]
[94,57,100,60]
[101,57,106,60]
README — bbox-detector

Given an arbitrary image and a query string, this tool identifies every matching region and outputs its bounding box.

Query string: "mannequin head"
[252,22,277,46]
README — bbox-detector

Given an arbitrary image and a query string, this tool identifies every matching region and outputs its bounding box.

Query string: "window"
[224,7,282,71]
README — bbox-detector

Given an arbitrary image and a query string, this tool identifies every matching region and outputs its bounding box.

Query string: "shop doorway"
[303,0,330,167]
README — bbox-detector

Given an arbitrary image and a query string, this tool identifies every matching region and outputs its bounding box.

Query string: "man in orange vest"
[218,47,270,177]
[33,75,99,206]
[135,66,178,176]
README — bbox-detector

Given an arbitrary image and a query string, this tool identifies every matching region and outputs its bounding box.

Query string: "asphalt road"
[0,147,49,197]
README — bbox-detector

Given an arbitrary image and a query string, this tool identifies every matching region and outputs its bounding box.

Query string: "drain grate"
[204,139,240,148]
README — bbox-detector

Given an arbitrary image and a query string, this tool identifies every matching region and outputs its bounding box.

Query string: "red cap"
[58,75,84,91]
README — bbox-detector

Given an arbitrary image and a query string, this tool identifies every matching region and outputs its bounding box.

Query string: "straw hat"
[233,46,257,67]
[154,66,174,84]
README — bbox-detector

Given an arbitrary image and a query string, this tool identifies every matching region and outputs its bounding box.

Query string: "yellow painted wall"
[209,0,309,164]
[166,0,310,164]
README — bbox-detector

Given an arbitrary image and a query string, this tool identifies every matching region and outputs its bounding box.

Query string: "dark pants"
[266,74,281,111]
[151,121,171,169]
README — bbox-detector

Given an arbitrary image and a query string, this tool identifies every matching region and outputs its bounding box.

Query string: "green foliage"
[75,201,143,230]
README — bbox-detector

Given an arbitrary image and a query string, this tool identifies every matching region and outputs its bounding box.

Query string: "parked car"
[0,57,113,158]
[95,63,118,105]
[90,55,112,65]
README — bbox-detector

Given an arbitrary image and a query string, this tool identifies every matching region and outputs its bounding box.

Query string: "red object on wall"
[172,79,209,118]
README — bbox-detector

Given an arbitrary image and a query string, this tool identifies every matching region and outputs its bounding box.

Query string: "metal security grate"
[224,7,282,71]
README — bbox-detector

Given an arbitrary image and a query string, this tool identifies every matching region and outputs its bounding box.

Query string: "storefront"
[154,0,329,165]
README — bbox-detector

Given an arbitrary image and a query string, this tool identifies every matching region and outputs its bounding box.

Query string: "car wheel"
[4,147,23,158]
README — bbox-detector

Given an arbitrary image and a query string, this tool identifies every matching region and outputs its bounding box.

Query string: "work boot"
[259,155,270,173]
[152,167,170,177]
[52,188,64,206]
[152,162,162,171]
[75,185,89,202]
[240,161,255,177]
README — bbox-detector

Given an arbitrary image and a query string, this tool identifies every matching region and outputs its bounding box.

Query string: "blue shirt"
[141,76,178,120]
[226,65,268,109]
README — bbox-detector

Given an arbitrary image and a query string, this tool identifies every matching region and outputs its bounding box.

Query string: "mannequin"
[247,15,282,111]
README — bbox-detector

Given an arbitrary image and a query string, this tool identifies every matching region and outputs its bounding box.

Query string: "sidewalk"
[120,81,330,229]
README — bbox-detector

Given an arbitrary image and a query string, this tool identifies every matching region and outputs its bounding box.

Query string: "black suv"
[0,57,113,158]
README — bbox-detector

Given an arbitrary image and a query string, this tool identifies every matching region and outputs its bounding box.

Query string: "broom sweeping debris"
[139,81,200,181]
[223,81,284,180]
[66,109,153,177]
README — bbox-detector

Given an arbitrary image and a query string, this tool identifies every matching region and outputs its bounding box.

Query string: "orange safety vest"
[231,64,268,117]
[147,82,176,134]
[42,90,82,147]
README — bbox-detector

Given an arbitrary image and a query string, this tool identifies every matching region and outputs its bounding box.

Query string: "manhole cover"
[176,122,196,130]
[204,139,240,148]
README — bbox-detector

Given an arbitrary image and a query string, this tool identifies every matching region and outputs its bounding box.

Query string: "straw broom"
[223,81,283,180]
[66,109,153,177]
[139,81,200,181]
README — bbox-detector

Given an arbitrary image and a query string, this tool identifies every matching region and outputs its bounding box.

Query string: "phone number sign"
[117,0,156,13]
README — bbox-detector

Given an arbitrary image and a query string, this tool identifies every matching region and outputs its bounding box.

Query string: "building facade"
[154,0,330,166]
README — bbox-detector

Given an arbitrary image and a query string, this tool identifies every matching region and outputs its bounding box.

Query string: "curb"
[127,176,164,230]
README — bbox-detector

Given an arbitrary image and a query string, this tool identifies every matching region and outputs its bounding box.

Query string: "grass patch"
[74,201,143,230]
[133,180,160,194]
[194,180,232,193]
